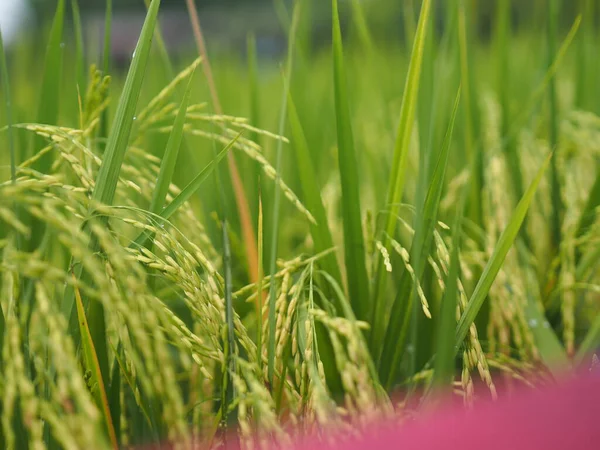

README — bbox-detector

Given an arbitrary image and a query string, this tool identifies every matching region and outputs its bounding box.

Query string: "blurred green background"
[4,0,586,57]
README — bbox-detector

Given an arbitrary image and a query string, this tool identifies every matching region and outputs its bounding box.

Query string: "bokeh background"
[1,0,585,59]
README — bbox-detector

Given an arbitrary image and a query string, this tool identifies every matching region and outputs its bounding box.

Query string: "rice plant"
[0,0,598,448]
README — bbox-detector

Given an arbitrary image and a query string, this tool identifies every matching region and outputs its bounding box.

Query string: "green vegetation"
[0,0,599,448]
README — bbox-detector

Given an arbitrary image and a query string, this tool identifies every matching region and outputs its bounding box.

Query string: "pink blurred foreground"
[301,371,600,450]
[146,370,600,450]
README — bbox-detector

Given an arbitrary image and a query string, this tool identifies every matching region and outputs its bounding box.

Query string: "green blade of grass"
[0,300,4,367]
[576,313,600,364]
[576,0,594,110]
[98,0,112,152]
[455,152,553,352]
[102,0,112,78]
[349,0,375,53]
[520,264,570,375]
[71,0,86,94]
[26,0,65,258]
[143,0,175,80]
[256,194,264,366]
[494,0,532,251]
[430,170,471,394]
[131,134,240,249]
[575,172,600,241]
[503,16,581,147]
[410,88,461,380]
[64,0,162,388]
[108,343,154,433]
[431,184,467,392]
[417,0,436,188]
[185,0,260,286]
[0,307,3,450]
[287,94,343,288]
[73,277,118,449]
[148,71,195,215]
[220,219,237,427]
[297,267,327,408]
[481,13,580,219]
[246,32,260,142]
[107,343,121,448]
[576,244,600,282]
[494,0,510,140]
[332,0,370,322]
[246,33,262,216]
[547,0,563,255]
[403,0,417,48]
[32,0,65,172]
[379,90,460,386]
[266,1,302,387]
[159,135,239,220]
[93,0,160,207]
[371,0,432,348]
[575,165,600,361]
[0,30,16,185]
[288,69,345,392]
[86,0,162,387]
[319,271,383,395]
[140,0,211,232]
[458,0,482,227]
[458,0,490,337]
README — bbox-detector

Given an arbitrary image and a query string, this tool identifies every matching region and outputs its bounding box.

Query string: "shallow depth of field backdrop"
[0,0,599,449]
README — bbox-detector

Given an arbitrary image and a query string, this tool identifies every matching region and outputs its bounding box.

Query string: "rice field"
[0,0,599,448]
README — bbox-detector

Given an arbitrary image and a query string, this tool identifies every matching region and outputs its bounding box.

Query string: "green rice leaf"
[576,172,600,240]
[0,30,16,184]
[247,33,261,146]
[93,0,160,207]
[576,0,595,110]
[148,70,195,215]
[25,0,65,262]
[350,0,375,53]
[431,191,465,391]
[431,167,471,393]
[576,244,600,282]
[266,1,301,386]
[71,0,86,94]
[64,0,161,390]
[455,152,552,351]
[143,0,176,80]
[506,16,581,141]
[496,16,579,219]
[521,274,570,374]
[108,343,154,432]
[73,277,118,449]
[332,0,370,322]
[0,297,4,362]
[246,33,262,211]
[131,134,239,248]
[256,194,264,366]
[288,94,343,288]
[379,89,460,386]
[319,271,383,395]
[99,0,112,149]
[577,313,600,365]
[458,0,483,227]
[371,0,432,348]
[32,0,65,173]
[107,344,121,448]
[220,220,236,426]
[547,0,562,254]
[159,133,240,220]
